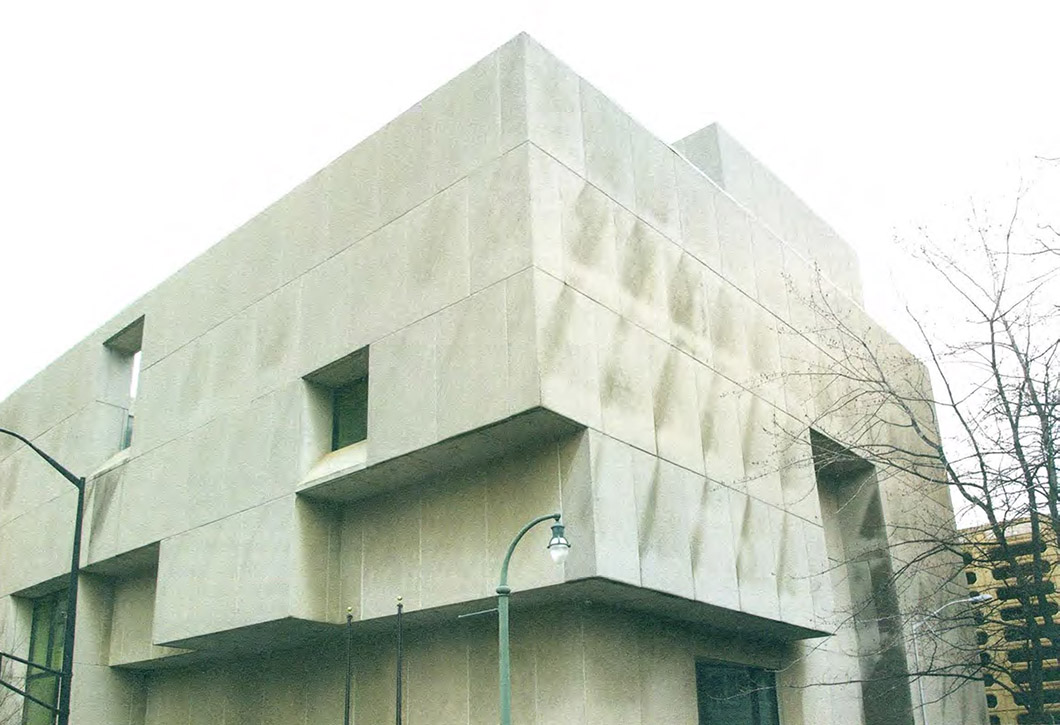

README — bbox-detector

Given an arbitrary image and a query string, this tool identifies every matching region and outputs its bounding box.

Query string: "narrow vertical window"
[22,590,66,725]
[103,317,144,451]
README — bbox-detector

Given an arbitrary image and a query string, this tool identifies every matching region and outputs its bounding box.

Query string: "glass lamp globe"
[547,523,571,564]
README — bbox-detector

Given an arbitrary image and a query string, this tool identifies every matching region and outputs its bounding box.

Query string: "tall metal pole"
[55,479,84,725]
[496,512,560,725]
[910,594,992,725]
[395,596,403,725]
[343,607,353,725]
[0,428,83,725]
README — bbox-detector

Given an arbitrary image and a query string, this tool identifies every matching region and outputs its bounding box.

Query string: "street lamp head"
[968,593,993,605]
[547,523,571,564]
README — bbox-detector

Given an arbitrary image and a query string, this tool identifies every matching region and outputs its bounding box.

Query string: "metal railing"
[0,650,62,715]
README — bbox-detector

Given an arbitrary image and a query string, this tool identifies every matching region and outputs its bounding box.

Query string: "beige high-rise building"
[964,521,1060,725]
[0,35,985,725]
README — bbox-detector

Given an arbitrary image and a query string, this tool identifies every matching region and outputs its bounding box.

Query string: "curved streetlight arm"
[497,512,560,589]
[0,426,84,725]
[0,428,83,489]
[911,594,991,725]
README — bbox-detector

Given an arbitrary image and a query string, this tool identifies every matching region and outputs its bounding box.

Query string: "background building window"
[23,590,66,725]
[696,661,780,725]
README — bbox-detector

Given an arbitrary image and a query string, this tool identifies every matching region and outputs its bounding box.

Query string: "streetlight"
[496,512,570,725]
[0,427,84,725]
[911,593,993,725]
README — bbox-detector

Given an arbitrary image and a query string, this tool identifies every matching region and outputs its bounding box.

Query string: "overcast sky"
[1,1,1058,401]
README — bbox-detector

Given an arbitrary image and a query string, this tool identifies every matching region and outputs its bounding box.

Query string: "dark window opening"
[966,571,979,585]
[1001,601,1060,621]
[997,581,1056,601]
[332,377,369,450]
[988,540,1047,560]
[23,589,67,725]
[696,661,780,725]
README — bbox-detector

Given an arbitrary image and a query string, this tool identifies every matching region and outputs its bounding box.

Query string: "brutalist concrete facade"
[0,35,984,724]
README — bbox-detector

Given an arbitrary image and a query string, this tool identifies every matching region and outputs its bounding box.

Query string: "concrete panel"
[367,315,439,464]
[676,158,723,272]
[583,615,643,724]
[580,79,634,208]
[690,478,741,610]
[468,144,532,293]
[84,462,126,565]
[732,493,781,620]
[0,489,78,596]
[630,119,682,243]
[707,278,752,383]
[406,628,470,724]
[525,36,584,175]
[247,280,302,398]
[556,167,621,310]
[752,218,791,319]
[419,474,489,608]
[777,430,822,524]
[739,392,784,507]
[437,283,510,441]
[633,452,696,599]
[422,49,505,195]
[505,269,541,414]
[777,513,816,630]
[668,251,712,365]
[650,342,704,473]
[535,271,603,429]
[70,663,145,725]
[527,143,565,279]
[672,123,723,186]
[587,431,642,586]
[595,306,655,453]
[485,446,565,595]
[528,608,587,724]
[637,624,698,724]
[110,574,184,666]
[403,180,471,323]
[614,205,680,340]
[715,189,757,294]
[557,432,596,581]
[266,170,332,285]
[154,497,295,644]
[357,489,422,618]
[376,101,431,226]
[322,132,381,255]
[291,498,340,623]
[695,366,747,491]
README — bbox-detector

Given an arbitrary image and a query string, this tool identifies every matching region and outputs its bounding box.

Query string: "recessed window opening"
[304,347,370,453]
[695,660,780,725]
[811,430,914,725]
[104,317,144,451]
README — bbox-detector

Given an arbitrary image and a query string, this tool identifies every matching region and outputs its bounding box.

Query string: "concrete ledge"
[296,407,583,503]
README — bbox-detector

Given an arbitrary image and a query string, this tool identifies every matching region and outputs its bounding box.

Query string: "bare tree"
[777,162,1060,724]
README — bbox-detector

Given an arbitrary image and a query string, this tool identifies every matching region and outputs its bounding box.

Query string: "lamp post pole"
[0,427,84,725]
[496,512,570,725]
[911,593,992,725]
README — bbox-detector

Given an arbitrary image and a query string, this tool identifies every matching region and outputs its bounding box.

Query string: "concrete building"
[964,521,1060,725]
[0,35,984,725]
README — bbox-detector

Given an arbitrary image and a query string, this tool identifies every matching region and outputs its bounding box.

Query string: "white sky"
[1,1,1058,401]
